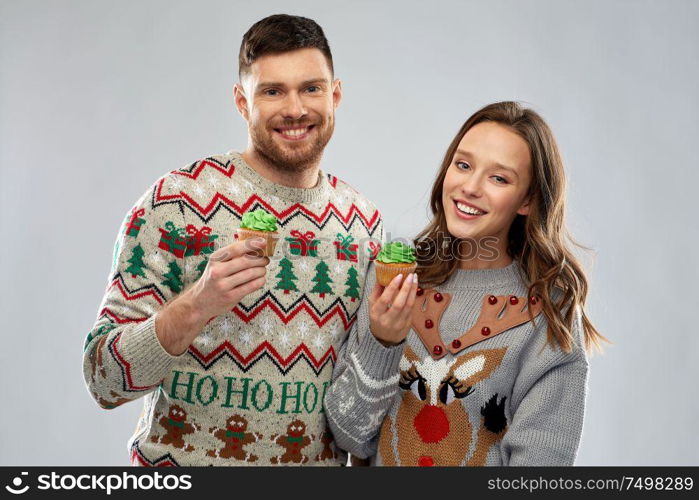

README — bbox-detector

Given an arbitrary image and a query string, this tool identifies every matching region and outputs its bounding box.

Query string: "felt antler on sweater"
[410,289,452,359]
[412,291,543,359]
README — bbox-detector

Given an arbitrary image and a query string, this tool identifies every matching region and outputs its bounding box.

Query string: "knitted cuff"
[352,330,405,383]
[115,314,185,388]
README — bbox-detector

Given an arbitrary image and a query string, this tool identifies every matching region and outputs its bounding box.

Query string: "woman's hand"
[368,272,419,346]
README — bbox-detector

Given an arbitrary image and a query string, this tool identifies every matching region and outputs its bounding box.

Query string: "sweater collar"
[444,259,526,290]
[226,151,331,204]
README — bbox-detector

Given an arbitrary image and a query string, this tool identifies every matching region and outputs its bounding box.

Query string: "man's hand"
[155,238,269,355]
[368,273,418,347]
[188,237,270,320]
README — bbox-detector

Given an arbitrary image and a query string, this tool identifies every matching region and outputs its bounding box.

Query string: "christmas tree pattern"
[343,266,360,302]
[125,244,147,278]
[310,260,334,298]
[275,257,299,294]
[161,260,184,293]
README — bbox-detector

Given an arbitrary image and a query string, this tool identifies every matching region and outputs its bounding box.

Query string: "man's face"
[236,48,341,172]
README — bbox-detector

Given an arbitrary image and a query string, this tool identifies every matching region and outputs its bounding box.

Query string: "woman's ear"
[516,196,531,216]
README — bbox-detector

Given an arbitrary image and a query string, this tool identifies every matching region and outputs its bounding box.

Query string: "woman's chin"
[445,223,479,241]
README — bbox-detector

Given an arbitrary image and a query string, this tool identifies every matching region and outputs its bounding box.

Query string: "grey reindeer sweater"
[82,151,383,466]
[324,260,589,466]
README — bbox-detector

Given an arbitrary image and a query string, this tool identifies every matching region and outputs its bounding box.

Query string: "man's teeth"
[456,202,485,215]
[280,127,309,137]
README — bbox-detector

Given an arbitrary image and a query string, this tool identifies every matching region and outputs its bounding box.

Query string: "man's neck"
[241,148,321,189]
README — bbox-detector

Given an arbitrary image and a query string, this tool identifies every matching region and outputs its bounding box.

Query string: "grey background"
[1,0,697,465]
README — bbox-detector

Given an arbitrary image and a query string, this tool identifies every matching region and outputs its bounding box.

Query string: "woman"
[324,101,607,466]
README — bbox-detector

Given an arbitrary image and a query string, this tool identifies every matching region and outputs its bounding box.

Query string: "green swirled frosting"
[376,242,416,264]
[240,209,277,232]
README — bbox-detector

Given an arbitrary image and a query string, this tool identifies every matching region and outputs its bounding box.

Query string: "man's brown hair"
[238,14,334,79]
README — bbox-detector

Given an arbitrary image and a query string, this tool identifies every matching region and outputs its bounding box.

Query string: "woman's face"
[441,121,533,256]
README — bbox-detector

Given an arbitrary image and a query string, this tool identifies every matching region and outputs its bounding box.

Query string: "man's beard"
[250,117,334,174]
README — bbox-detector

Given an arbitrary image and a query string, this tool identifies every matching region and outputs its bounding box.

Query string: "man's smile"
[274,124,316,141]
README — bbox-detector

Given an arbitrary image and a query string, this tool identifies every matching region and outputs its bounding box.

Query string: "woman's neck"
[457,240,514,270]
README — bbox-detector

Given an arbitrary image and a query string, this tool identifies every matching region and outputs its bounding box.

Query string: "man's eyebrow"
[255,78,329,90]
[454,149,519,177]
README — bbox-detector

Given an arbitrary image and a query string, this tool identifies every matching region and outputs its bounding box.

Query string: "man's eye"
[264,89,279,96]
[456,161,471,170]
[306,86,320,93]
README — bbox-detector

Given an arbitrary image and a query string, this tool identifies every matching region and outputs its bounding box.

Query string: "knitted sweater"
[82,151,383,466]
[324,261,589,466]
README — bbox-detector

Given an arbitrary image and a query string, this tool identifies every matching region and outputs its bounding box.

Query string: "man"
[83,14,383,466]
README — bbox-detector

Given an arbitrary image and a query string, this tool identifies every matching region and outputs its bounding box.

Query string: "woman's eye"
[493,176,508,184]
[456,161,471,170]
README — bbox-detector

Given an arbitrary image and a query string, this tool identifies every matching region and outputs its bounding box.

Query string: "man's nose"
[280,92,307,119]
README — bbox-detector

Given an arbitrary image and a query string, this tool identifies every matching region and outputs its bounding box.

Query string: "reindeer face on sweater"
[388,345,507,466]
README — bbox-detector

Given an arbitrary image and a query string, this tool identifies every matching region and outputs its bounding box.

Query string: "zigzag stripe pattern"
[109,333,161,392]
[98,308,149,324]
[130,441,180,467]
[232,291,358,329]
[150,157,380,233]
[187,340,336,375]
[173,156,236,179]
[105,272,166,306]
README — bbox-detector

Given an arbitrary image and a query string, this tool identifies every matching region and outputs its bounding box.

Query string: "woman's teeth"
[456,201,485,215]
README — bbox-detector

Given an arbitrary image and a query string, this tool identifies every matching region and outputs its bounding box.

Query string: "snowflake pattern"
[356,410,384,434]
[330,320,345,341]
[337,395,355,415]
[238,331,253,347]
[278,330,292,349]
[259,317,274,335]
[192,184,206,198]
[206,174,219,187]
[312,333,325,350]
[219,317,234,334]
[296,320,309,339]
[170,177,184,191]
[150,251,164,267]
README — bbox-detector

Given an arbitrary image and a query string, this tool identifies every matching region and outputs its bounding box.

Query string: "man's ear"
[233,83,250,121]
[332,78,342,109]
[516,196,531,216]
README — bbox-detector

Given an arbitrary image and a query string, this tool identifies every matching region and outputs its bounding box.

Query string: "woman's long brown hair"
[415,101,607,353]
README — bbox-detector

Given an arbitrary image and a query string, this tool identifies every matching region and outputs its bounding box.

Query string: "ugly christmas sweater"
[324,261,589,466]
[83,151,383,466]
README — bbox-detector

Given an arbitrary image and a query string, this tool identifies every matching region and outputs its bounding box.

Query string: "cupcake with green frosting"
[237,209,279,256]
[375,241,417,286]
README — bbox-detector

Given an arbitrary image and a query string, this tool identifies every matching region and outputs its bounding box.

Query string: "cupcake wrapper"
[236,228,279,257]
[375,261,417,287]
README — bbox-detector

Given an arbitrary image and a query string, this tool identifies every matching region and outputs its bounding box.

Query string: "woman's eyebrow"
[455,149,520,178]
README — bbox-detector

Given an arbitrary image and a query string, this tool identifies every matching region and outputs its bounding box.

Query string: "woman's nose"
[460,174,483,198]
